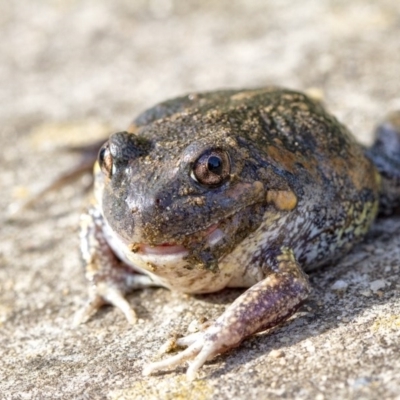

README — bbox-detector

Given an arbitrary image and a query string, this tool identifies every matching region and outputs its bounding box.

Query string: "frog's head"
[95,116,295,271]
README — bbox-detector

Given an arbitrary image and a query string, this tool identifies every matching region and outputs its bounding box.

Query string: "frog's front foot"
[143,323,238,381]
[73,206,156,326]
[73,279,139,327]
[72,263,156,327]
[143,247,311,380]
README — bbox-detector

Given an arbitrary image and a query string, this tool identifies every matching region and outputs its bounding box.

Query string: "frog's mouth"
[136,223,224,256]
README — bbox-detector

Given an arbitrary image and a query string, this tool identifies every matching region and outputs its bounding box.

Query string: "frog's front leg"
[143,247,310,380]
[73,205,156,326]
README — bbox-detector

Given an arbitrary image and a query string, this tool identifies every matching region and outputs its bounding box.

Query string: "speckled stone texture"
[1,1,400,399]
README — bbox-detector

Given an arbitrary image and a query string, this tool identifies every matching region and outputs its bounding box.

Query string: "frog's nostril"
[153,196,171,209]
[150,193,172,210]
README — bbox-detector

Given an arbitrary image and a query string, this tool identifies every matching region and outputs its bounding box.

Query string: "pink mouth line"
[136,224,220,256]
[139,243,188,256]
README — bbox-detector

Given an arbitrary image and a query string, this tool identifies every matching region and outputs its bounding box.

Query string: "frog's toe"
[73,285,137,327]
[143,335,212,381]
[99,284,138,324]
[143,323,229,380]
[72,295,105,327]
[175,331,204,347]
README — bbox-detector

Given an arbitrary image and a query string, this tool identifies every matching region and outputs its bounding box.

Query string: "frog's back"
[133,88,378,200]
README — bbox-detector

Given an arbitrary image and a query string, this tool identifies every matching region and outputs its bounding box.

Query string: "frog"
[74,88,400,380]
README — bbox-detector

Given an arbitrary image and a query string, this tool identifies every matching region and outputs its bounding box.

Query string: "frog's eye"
[98,142,114,178]
[191,149,230,187]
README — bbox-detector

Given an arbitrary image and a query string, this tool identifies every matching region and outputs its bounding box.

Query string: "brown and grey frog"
[74,88,400,380]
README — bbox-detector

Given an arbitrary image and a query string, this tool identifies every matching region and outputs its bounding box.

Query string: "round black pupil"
[207,155,222,175]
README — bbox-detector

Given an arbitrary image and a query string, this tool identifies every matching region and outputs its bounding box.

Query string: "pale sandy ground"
[1,1,400,399]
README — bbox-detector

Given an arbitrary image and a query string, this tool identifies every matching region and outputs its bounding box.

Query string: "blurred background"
[2,0,400,137]
[1,1,400,398]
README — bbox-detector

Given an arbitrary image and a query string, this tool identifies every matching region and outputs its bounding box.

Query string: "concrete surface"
[1,1,400,399]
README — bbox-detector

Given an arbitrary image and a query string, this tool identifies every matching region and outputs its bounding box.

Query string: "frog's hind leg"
[143,247,310,380]
[366,111,400,215]
[73,205,157,326]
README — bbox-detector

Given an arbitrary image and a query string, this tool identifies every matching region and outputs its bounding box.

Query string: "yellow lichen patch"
[109,375,214,400]
[30,120,111,150]
[359,201,379,232]
[370,315,400,332]
[267,189,298,211]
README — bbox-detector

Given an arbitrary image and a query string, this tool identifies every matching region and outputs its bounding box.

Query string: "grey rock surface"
[1,1,400,399]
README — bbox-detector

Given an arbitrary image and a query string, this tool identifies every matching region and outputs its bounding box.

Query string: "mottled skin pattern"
[75,88,400,380]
